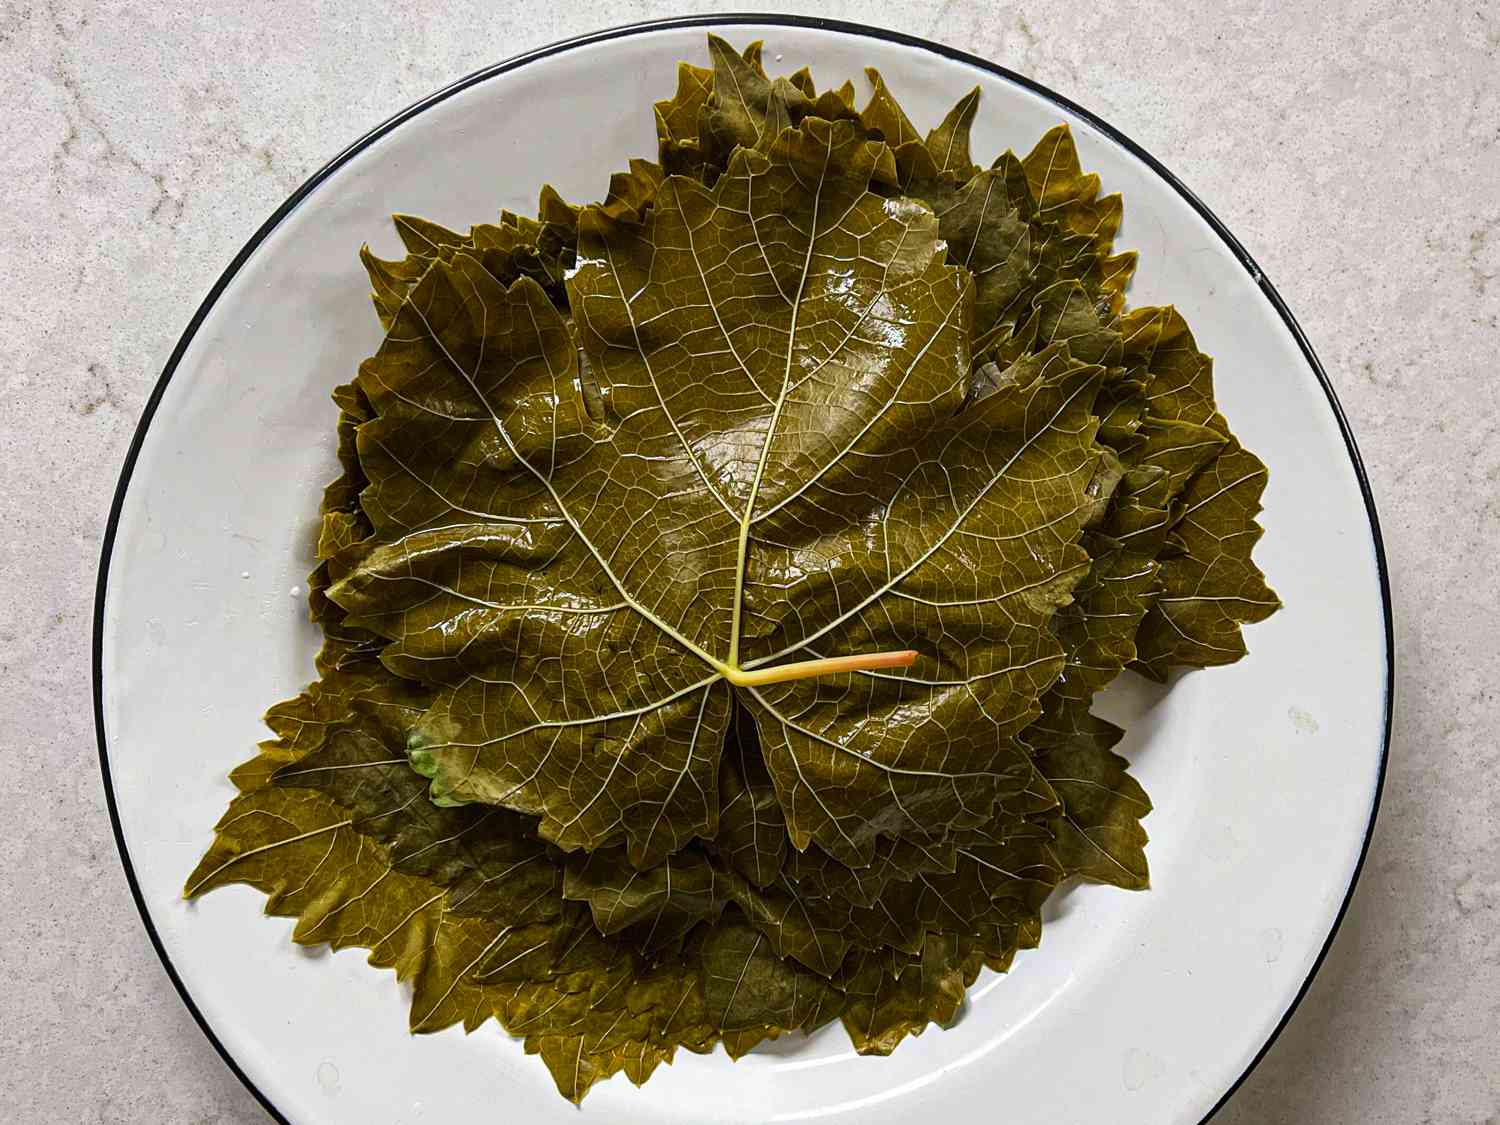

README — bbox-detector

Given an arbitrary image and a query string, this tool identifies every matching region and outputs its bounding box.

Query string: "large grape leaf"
[281,402,1081,992]
[328,116,1106,870]
[370,34,1234,911]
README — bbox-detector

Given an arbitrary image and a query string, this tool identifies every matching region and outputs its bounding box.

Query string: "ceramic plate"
[94,16,1391,1125]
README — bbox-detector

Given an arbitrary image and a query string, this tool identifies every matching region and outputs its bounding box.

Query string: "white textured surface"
[1,3,1495,1123]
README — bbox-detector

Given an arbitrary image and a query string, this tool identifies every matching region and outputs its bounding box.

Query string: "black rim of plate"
[92,13,1394,1124]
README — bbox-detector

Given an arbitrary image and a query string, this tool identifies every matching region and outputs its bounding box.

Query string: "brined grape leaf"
[721,814,1063,975]
[678,35,865,180]
[1118,307,1281,676]
[714,698,787,887]
[838,931,980,1054]
[925,88,981,180]
[654,57,715,178]
[330,117,1106,868]
[1029,703,1152,889]
[305,381,384,672]
[184,767,541,1035]
[563,845,727,956]
[269,681,563,923]
[186,768,713,1102]
[1021,126,1137,308]
[781,833,960,909]
[1133,439,1278,676]
[359,162,662,328]
[701,914,842,1033]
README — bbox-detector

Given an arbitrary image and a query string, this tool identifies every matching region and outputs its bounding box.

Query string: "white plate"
[94,16,1391,1125]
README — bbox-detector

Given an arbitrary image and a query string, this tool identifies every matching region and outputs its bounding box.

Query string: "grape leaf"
[563,845,728,956]
[837,931,981,1054]
[1029,703,1152,889]
[713,697,788,887]
[700,914,842,1032]
[1121,307,1281,676]
[329,117,1106,869]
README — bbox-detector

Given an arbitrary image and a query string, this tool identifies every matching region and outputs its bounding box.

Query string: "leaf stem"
[723,649,917,688]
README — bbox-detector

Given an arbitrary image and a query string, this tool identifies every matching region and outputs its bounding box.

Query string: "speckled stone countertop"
[3,2,1496,1122]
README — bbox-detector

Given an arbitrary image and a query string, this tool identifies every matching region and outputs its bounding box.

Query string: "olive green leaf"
[714,698,787,887]
[720,814,1064,976]
[331,116,1106,868]
[1118,307,1281,677]
[685,35,865,179]
[269,688,563,924]
[1133,437,1279,676]
[858,69,980,197]
[925,88,982,180]
[699,34,799,165]
[838,931,980,1054]
[183,773,527,1035]
[654,57,714,178]
[359,162,662,329]
[1029,703,1152,889]
[527,1034,685,1104]
[563,845,728,956]
[1021,125,1136,311]
[781,832,961,909]
[926,157,1038,345]
[1036,414,1229,713]
[305,381,384,672]
[701,914,841,1033]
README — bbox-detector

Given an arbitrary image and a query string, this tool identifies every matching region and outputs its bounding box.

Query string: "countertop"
[3,2,1496,1121]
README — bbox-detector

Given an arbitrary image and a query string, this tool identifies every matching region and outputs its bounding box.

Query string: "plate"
[94,15,1391,1125]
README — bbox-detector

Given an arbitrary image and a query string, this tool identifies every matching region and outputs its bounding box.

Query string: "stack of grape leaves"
[186,36,1279,1103]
